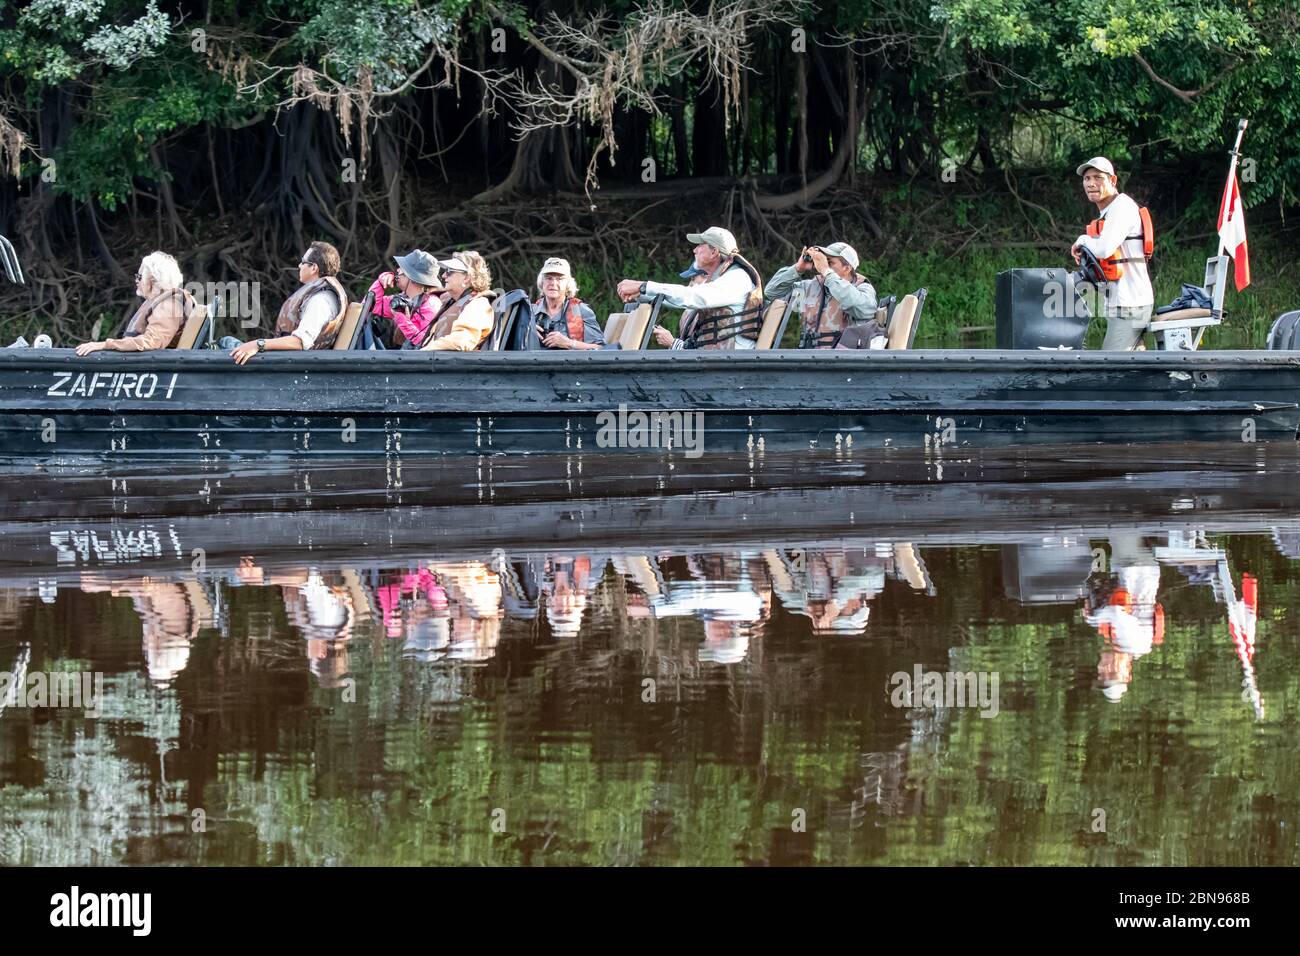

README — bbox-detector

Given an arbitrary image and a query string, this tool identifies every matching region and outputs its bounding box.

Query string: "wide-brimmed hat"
[685,226,738,256]
[393,249,441,286]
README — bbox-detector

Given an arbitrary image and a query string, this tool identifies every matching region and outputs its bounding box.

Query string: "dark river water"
[0,448,1297,866]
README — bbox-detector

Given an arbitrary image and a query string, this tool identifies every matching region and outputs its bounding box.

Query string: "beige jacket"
[421,294,494,351]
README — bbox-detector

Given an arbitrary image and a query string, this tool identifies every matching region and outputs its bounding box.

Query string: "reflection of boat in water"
[4,442,1300,521]
[0,466,1286,698]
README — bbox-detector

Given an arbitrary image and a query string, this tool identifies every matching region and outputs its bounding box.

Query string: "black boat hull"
[2,348,1298,461]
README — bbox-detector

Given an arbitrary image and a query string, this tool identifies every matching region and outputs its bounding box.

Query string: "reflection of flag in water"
[1224,570,1263,719]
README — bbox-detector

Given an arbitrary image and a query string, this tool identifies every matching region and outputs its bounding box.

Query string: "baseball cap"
[540,256,571,278]
[1076,156,1117,178]
[685,226,738,256]
[821,241,860,269]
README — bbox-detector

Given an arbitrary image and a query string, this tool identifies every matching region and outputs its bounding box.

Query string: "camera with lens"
[389,292,415,314]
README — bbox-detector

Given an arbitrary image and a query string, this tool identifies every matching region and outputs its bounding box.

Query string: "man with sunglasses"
[229,241,349,364]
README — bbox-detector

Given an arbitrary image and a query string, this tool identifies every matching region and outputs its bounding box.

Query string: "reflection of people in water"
[543,554,607,637]
[767,547,887,636]
[374,566,448,638]
[1084,535,1163,702]
[78,574,204,683]
[614,549,771,664]
[237,559,357,688]
[427,561,503,661]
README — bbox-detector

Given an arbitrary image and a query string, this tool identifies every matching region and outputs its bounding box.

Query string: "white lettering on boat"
[47,371,174,399]
[49,527,169,565]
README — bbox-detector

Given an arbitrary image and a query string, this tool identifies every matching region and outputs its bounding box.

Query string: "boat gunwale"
[3,347,1300,374]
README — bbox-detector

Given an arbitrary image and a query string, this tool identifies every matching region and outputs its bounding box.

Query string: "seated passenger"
[368,249,443,348]
[617,226,764,350]
[417,251,494,351]
[766,242,876,349]
[229,241,349,363]
[531,257,605,350]
[75,251,197,355]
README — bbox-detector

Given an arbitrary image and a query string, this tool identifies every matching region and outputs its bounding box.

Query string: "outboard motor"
[995,267,1090,349]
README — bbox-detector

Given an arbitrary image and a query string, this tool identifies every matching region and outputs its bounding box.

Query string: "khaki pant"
[1101,305,1154,351]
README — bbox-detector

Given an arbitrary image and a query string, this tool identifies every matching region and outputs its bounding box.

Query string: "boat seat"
[886,293,920,349]
[604,312,627,346]
[619,294,662,350]
[874,294,897,329]
[177,303,212,349]
[331,299,365,350]
[755,298,795,349]
[484,288,528,351]
[1150,255,1228,351]
[904,289,926,348]
[1266,310,1300,350]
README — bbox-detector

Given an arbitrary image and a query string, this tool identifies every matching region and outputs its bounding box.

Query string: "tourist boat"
[5,241,1300,462]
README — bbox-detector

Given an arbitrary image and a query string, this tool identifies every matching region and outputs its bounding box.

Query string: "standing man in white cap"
[1071,157,1154,350]
[766,241,877,348]
[529,256,607,350]
[616,226,764,350]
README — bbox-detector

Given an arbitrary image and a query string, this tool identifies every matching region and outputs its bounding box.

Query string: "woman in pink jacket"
[368,248,443,348]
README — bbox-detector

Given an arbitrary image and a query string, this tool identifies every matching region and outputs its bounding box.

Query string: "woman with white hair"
[418,250,495,351]
[531,257,605,350]
[75,251,197,355]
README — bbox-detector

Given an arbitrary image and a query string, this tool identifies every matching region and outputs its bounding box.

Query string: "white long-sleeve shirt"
[1074,193,1153,310]
[290,289,340,350]
[644,266,757,348]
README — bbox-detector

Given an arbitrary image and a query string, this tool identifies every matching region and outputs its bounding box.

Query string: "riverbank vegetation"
[1,1,1297,345]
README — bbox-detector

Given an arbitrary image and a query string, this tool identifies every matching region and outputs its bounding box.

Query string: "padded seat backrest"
[1204,255,1229,316]
[331,301,364,350]
[756,299,791,349]
[484,289,528,351]
[604,313,627,345]
[886,294,919,350]
[906,288,927,348]
[620,302,654,350]
[177,302,211,349]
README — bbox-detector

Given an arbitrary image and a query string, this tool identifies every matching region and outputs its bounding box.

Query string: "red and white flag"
[1217,170,1251,291]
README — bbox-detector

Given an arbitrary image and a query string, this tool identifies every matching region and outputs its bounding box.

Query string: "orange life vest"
[534,297,587,341]
[1086,205,1154,281]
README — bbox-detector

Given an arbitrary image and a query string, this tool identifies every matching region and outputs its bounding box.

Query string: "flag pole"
[1218,118,1249,257]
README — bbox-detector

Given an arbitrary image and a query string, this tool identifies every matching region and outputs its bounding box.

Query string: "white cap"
[1102,682,1129,702]
[821,242,860,269]
[685,226,738,256]
[438,256,470,273]
[540,257,572,278]
[1076,156,1117,178]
